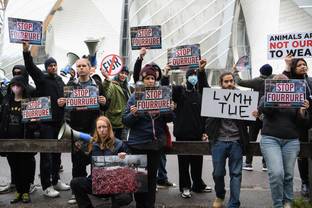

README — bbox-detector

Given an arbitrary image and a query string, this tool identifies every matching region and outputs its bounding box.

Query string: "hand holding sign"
[22,41,30,52]
[299,99,309,116]
[140,47,147,59]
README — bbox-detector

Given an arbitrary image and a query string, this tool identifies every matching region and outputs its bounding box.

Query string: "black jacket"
[23,51,64,123]
[66,78,108,134]
[205,118,249,153]
[258,96,310,140]
[173,70,209,140]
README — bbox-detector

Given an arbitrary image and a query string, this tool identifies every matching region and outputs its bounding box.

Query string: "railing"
[0,139,311,201]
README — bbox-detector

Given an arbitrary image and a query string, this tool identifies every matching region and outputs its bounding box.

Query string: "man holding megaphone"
[57,58,108,204]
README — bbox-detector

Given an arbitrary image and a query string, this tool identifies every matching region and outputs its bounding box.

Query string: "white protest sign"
[201,88,259,121]
[100,54,124,76]
[267,32,312,59]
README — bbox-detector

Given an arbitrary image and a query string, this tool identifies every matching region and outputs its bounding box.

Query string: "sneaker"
[43,186,60,198]
[29,184,37,194]
[212,197,224,208]
[54,180,70,191]
[262,163,268,172]
[10,192,22,204]
[242,163,253,171]
[181,188,191,198]
[301,183,310,197]
[157,180,176,188]
[193,186,212,193]
[283,202,291,208]
[68,195,77,204]
[22,193,31,203]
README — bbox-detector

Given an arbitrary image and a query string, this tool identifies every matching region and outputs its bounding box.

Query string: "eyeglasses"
[223,79,234,83]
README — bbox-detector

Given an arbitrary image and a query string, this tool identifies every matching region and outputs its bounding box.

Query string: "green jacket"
[102,79,127,129]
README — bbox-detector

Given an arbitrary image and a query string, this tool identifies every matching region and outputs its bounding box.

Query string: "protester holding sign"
[259,74,310,208]
[233,64,273,171]
[170,59,212,198]
[122,65,174,207]
[22,41,70,198]
[57,58,107,204]
[282,57,312,197]
[0,75,35,203]
[204,72,249,208]
[70,116,128,208]
[101,66,130,139]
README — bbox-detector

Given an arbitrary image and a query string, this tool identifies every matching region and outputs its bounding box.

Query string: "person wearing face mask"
[169,59,212,198]
[283,56,312,197]
[22,42,70,198]
[0,75,35,203]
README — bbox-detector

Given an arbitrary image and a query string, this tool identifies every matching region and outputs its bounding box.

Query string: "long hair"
[88,116,115,152]
[290,58,307,79]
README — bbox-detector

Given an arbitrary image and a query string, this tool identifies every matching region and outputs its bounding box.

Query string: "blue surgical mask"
[187,75,198,86]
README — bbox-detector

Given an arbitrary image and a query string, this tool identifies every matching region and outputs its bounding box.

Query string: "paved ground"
[0,153,309,208]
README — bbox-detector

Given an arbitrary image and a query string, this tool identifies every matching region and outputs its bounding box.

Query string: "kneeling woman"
[70,116,127,208]
[259,74,310,208]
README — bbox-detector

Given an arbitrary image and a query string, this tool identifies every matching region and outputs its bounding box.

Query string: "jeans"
[260,135,300,208]
[211,140,242,208]
[157,152,168,183]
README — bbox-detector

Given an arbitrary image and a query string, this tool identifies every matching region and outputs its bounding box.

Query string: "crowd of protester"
[0,43,311,208]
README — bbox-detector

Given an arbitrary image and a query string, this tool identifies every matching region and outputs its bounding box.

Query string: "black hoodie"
[12,65,36,97]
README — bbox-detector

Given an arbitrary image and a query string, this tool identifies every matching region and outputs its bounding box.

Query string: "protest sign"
[135,85,172,114]
[264,79,305,108]
[92,155,147,195]
[64,85,99,110]
[235,56,251,71]
[8,17,43,45]
[130,25,161,50]
[168,44,200,70]
[267,32,312,59]
[22,97,52,122]
[201,88,259,121]
[100,54,124,76]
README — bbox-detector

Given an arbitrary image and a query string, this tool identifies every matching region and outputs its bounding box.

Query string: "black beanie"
[186,68,197,78]
[44,57,57,70]
[259,64,272,76]
[9,75,27,90]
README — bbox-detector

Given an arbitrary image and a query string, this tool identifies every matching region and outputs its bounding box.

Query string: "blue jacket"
[122,94,173,146]
[91,138,126,156]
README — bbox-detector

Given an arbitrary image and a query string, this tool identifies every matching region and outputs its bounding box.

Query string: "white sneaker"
[181,188,191,198]
[43,186,60,198]
[53,180,70,191]
[68,195,77,204]
[283,202,292,208]
[29,184,37,194]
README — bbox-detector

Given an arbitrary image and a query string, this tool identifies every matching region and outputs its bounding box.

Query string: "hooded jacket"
[23,51,64,123]
[12,65,36,97]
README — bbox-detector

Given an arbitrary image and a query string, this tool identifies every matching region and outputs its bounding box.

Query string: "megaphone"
[58,122,91,142]
[84,39,99,67]
[60,52,80,76]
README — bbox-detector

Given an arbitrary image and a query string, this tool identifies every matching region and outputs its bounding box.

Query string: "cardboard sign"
[64,85,99,110]
[130,25,161,50]
[135,86,172,114]
[100,54,124,76]
[264,79,306,108]
[235,56,251,71]
[21,97,52,122]
[267,32,312,59]
[92,155,147,194]
[201,88,259,121]
[8,17,43,45]
[168,44,200,70]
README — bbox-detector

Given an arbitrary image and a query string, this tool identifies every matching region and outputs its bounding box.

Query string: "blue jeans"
[260,135,300,208]
[157,152,168,183]
[212,141,242,208]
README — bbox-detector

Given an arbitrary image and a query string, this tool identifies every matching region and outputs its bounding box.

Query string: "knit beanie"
[44,57,57,70]
[139,64,157,80]
[259,64,272,76]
